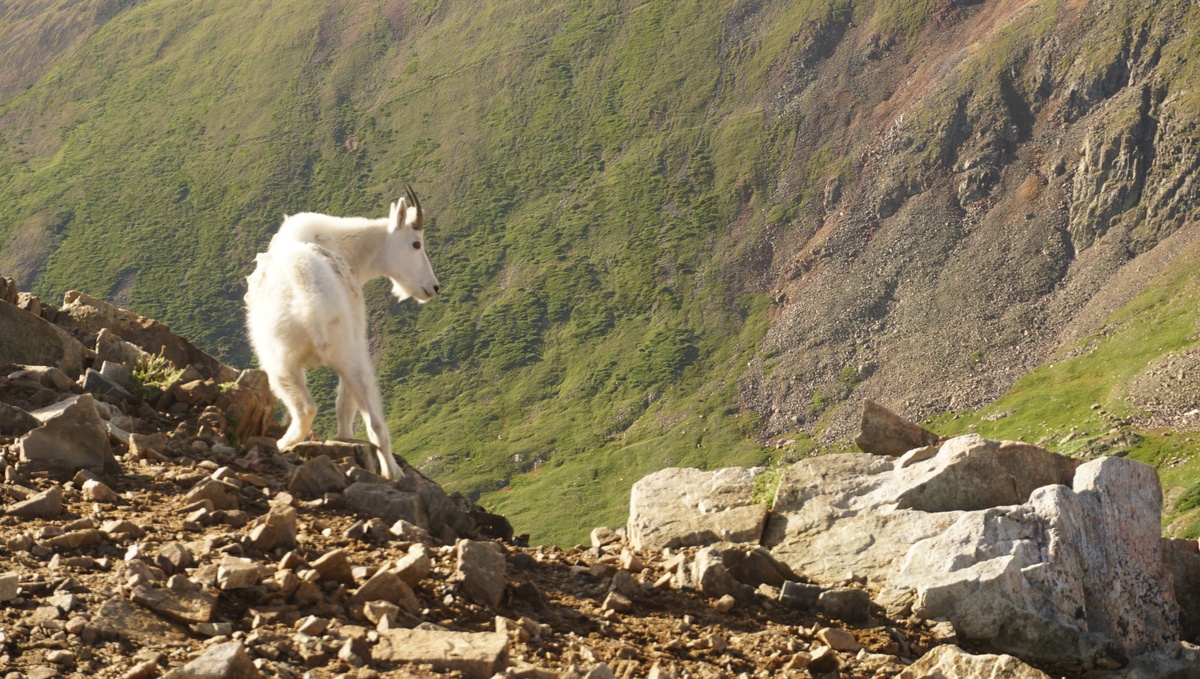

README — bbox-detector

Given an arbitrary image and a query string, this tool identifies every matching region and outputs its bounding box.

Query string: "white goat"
[245,187,439,479]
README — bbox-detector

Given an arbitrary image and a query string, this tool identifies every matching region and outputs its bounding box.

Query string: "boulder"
[287,455,348,498]
[17,394,119,474]
[0,300,86,377]
[59,290,238,382]
[343,482,428,529]
[765,435,1081,585]
[373,628,508,678]
[247,506,298,552]
[885,456,1178,665]
[456,539,507,608]
[853,399,941,456]
[1163,538,1200,643]
[764,453,959,584]
[627,467,769,552]
[898,645,1051,679]
[396,465,477,538]
[94,328,152,368]
[0,401,39,436]
[212,370,277,443]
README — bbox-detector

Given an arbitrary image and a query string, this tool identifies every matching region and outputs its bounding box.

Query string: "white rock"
[886,456,1177,665]
[627,467,769,552]
[898,645,1050,679]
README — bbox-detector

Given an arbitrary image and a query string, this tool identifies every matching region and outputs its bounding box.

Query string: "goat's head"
[384,185,440,303]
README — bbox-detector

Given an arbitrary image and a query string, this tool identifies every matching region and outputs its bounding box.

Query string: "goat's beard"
[390,281,412,301]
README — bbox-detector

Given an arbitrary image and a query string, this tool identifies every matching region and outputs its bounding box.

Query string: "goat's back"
[245,240,366,371]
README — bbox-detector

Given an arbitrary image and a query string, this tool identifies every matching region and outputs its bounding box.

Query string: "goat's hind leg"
[334,361,402,479]
[267,363,317,450]
[335,378,358,440]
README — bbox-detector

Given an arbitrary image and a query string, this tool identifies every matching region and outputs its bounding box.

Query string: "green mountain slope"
[3,0,1200,545]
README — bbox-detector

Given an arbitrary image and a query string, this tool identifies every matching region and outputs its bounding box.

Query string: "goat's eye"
[412,241,422,250]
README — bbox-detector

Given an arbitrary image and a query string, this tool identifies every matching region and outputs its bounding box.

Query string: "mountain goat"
[245,187,439,479]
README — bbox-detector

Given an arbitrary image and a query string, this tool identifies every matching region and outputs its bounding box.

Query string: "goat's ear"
[404,184,423,231]
[388,199,405,233]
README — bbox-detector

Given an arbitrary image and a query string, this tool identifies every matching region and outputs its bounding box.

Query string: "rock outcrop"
[627,467,768,552]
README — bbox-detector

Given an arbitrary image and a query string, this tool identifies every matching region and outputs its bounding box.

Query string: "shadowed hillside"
[2,0,1200,544]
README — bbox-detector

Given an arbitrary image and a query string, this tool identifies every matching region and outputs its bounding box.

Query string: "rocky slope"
[4,1,1200,545]
[4,281,1200,679]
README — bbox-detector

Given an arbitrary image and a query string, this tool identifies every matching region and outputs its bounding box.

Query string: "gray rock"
[18,394,119,474]
[373,628,508,678]
[1163,538,1200,644]
[162,641,260,679]
[765,435,1080,585]
[287,455,347,498]
[95,328,152,368]
[82,478,121,504]
[0,300,86,377]
[818,587,872,623]
[456,540,507,608]
[99,360,134,388]
[0,402,39,436]
[853,399,941,456]
[81,368,135,402]
[779,581,823,609]
[343,482,427,529]
[886,456,1177,665]
[6,485,64,519]
[898,645,1050,679]
[627,467,769,552]
[691,545,755,603]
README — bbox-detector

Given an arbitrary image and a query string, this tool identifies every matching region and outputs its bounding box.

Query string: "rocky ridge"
[1,281,1197,679]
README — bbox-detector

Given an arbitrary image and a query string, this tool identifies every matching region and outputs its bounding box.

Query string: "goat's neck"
[327,221,392,284]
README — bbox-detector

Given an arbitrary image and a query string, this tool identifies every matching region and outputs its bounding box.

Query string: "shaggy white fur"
[245,188,438,479]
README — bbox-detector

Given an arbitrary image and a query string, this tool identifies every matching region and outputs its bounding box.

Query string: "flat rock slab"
[162,641,261,679]
[627,467,768,552]
[89,597,190,646]
[374,628,508,678]
[131,584,218,624]
[6,485,64,519]
[898,645,1051,679]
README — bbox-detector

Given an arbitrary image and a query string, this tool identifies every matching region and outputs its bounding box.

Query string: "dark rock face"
[0,301,86,377]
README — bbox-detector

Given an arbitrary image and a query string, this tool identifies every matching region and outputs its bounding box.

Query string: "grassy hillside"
[3,0,1200,545]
